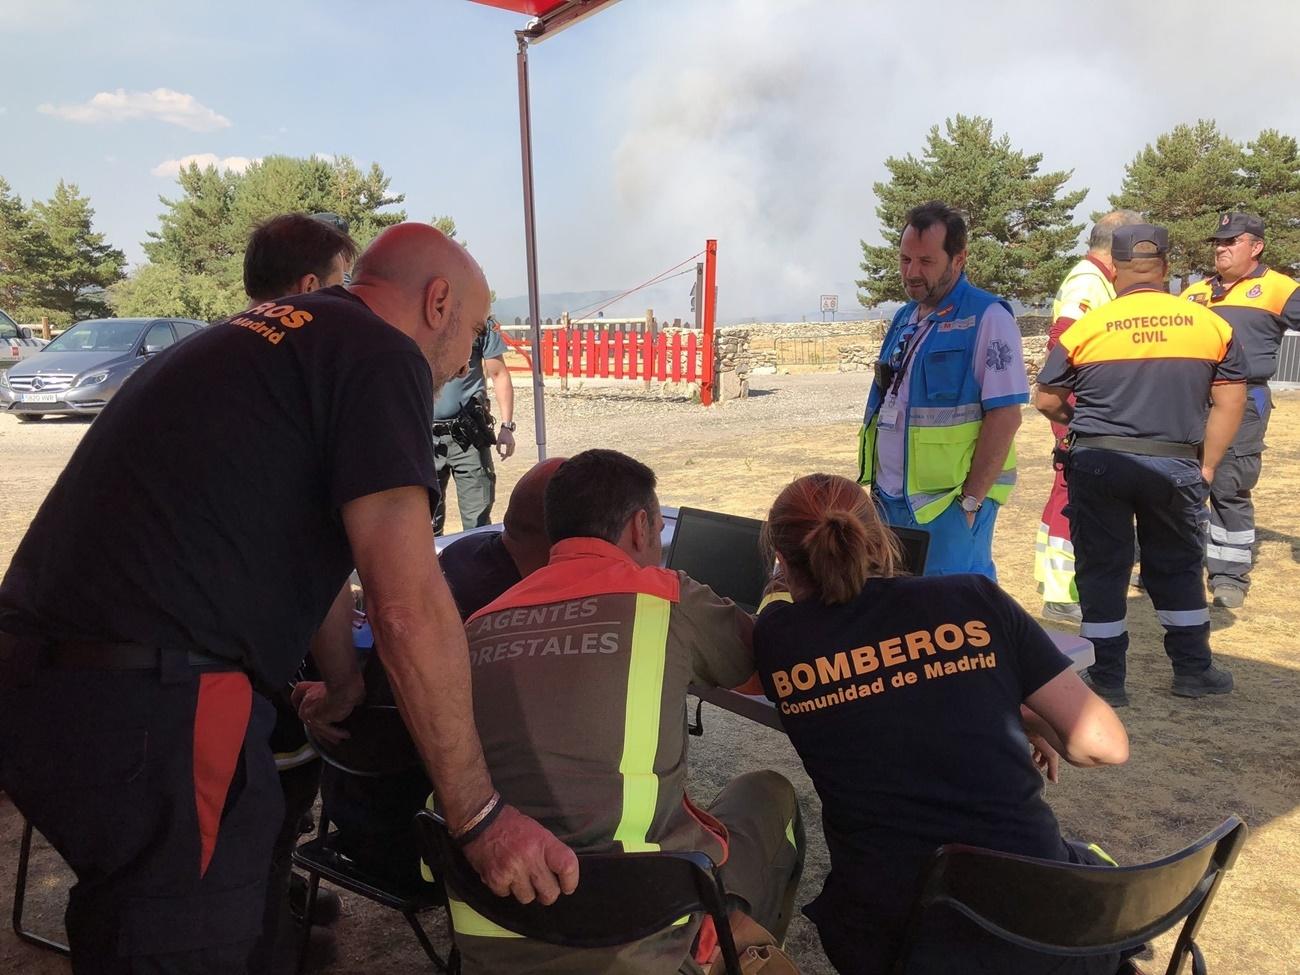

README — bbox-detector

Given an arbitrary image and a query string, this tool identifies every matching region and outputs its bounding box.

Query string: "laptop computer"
[664,507,767,613]
[665,507,932,614]
[890,525,930,576]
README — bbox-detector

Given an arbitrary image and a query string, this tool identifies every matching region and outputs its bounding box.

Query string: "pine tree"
[0,177,40,314]
[857,115,1086,308]
[25,181,126,323]
[1108,120,1246,283]
[1242,129,1300,275]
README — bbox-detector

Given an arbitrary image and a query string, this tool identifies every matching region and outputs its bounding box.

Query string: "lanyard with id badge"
[875,317,932,431]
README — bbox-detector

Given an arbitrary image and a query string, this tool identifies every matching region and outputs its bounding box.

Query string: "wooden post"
[701,240,718,405]
[670,332,683,383]
[40,316,50,341]
[686,332,697,382]
[644,309,655,389]
[559,312,570,392]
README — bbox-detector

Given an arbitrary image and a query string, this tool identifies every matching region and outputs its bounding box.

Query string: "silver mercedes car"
[0,317,207,420]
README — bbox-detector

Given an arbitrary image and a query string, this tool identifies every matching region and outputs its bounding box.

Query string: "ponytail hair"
[762,474,901,605]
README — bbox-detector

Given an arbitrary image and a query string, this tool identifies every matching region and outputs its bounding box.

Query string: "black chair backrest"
[413,809,743,974]
[892,816,1247,975]
[304,703,421,778]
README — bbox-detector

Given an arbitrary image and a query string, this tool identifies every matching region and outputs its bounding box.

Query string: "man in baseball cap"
[1181,212,1300,607]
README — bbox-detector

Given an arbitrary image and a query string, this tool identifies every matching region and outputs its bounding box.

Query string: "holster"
[1052,437,1071,475]
[458,394,497,451]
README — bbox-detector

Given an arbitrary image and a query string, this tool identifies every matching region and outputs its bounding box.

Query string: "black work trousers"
[1066,447,1213,687]
[0,657,280,973]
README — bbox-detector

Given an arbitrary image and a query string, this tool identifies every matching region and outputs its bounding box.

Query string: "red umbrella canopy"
[468,0,570,14]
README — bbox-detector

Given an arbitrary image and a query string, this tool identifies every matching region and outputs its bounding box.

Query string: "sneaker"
[289,873,342,926]
[1211,586,1245,609]
[1082,670,1129,708]
[1172,665,1234,699]
[1042,601,1083,624]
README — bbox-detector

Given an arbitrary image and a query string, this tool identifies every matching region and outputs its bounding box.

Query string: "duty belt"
[1070,435,1199,460]
[431,420,457,437]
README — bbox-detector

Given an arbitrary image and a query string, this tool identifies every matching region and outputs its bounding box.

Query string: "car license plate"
[21,393,58,403]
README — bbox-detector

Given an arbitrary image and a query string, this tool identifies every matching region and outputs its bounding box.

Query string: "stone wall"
[831,321,1052,381]
[714,328,752,400]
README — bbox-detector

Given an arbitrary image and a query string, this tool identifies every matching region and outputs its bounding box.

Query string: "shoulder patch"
[1247,284,1263,299]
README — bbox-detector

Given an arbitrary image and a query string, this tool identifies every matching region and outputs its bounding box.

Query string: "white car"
[0,309,48,371]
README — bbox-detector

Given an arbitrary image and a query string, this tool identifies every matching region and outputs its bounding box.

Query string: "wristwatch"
[958,493,983,513]
[499,421,517,432]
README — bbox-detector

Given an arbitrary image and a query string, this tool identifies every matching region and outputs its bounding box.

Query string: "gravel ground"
[3,374,1299,974]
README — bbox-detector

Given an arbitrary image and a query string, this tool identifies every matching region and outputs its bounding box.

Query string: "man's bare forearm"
[963,405,1022,500]
[1202,383,1247,473]
[310,582,363,692]
[369,574,495,830]
[1035,386,1073,426]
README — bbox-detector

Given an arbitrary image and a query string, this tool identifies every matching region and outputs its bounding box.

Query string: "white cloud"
[39,88,230,132]
[152,153,257,178]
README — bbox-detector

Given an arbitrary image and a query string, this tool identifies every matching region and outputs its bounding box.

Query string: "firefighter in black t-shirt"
[1037,224,1248,708]
[753,474,1129,975]
[237,213,356,973]
[0,224,578,972]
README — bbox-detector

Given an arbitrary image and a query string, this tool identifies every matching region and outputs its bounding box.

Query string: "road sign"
[820,294,838,312]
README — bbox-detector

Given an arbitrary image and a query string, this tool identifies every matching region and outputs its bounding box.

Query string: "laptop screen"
[664,507,768,613]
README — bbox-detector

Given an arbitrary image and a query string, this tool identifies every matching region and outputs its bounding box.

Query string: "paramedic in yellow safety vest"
[451,449,805,975]
[1035,211,1144,625]
[1180,212,1300,609]
[859,201,1028,580]
[1036,224,1247,709]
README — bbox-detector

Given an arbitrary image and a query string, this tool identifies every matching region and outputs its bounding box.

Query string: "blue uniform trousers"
[874,491,999,580]
[1065,448,1212,687]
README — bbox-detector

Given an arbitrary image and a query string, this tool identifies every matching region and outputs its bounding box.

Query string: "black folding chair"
[413,808,744,975]
[12,816,70,957]
[891,816,1248,975]
[292,709,447,973]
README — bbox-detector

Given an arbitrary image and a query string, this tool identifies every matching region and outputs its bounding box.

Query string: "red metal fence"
[499,239,719,403]
[501,317,706,389]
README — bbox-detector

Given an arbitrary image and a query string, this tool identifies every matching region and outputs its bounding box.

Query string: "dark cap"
[1111,224,1169,262]
[312,211,349,234]
[1208,212,1265,241]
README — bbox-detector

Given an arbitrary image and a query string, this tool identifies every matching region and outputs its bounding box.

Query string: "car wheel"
[16,413,44,422]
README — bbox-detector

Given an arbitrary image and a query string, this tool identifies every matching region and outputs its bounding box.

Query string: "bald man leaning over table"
[0,223,576,973]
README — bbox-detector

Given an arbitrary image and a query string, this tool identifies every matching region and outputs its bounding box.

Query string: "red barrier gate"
[505,317,704,390]
[498,239,718,402]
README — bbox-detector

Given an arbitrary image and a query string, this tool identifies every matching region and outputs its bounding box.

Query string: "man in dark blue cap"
[1180,213,1300,607]
[1036,224,1247,707]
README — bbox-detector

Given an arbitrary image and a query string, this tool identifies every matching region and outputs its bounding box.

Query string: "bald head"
[1088,210,1144,258]
[349,222,491,389]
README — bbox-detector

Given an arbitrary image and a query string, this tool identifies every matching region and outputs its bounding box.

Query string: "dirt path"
[2,375,1298,973]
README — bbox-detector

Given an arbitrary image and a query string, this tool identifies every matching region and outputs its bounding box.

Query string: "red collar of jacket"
[1085,253,1116,282]
[466,537,681,623]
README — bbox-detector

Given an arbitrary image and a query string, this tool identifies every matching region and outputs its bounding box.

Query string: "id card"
[878,405,900,431]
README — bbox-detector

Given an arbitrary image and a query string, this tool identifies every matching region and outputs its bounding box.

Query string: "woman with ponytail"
[754,474,1129,975]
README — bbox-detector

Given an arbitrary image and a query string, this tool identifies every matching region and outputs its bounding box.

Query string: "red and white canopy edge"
[467,0,624,459]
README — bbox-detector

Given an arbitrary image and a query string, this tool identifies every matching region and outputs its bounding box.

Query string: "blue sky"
[6,0,1300,321]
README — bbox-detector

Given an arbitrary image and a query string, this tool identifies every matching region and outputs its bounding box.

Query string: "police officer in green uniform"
[432,316,517,535]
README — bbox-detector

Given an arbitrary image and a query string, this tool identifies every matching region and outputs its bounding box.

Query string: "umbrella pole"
[515,30,548,461]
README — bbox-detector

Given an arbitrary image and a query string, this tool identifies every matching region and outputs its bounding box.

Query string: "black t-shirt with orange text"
[754,573,1072,919]
[0,287,437,689]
